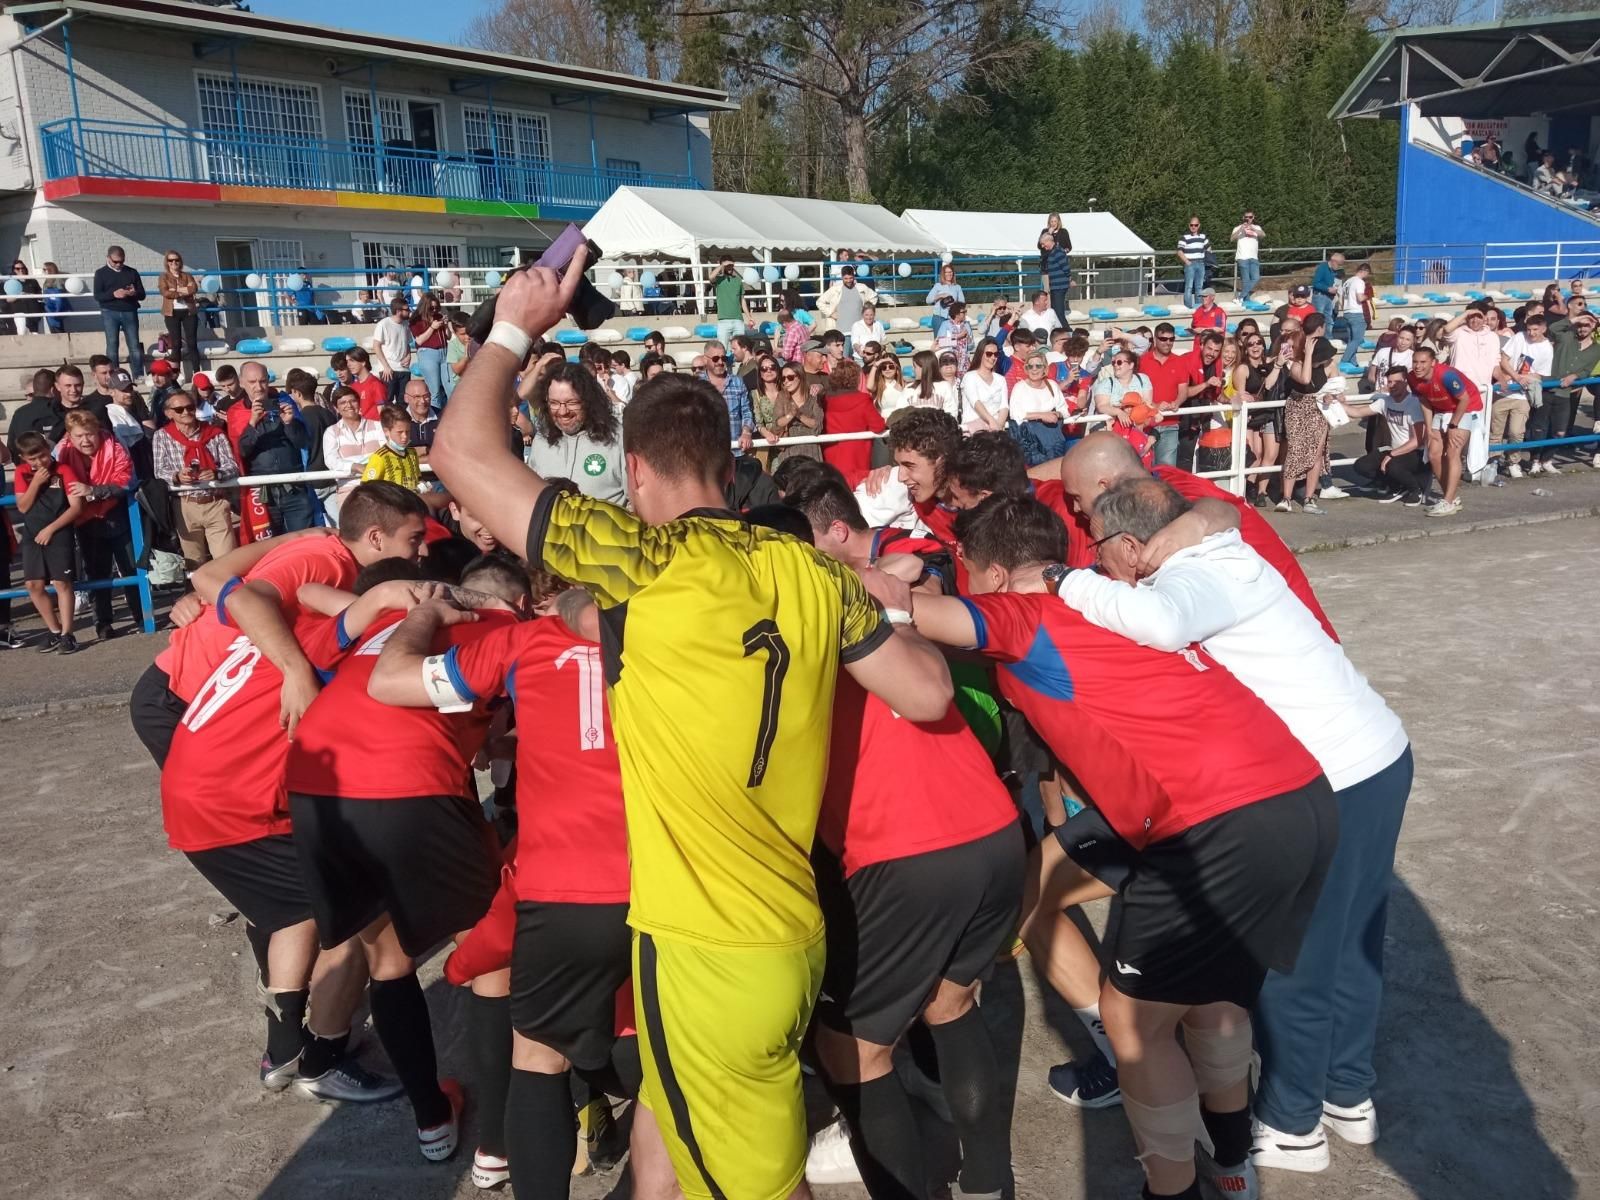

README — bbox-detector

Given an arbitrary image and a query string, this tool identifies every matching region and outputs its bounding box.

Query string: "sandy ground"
[1,520,1595,1199]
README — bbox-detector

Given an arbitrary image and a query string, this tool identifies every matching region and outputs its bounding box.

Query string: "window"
[257,239,305,271]
[358,239,465,276]
[462,105,550,164]
[344,91,410,146]
[466,245,505,270]
[196,72,323,187]
[605,158,642,183]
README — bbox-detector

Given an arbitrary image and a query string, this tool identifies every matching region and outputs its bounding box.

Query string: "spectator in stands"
[236,361,314,533]
[360,405,422,491]
[285,369,334,473]
[1019,291,1064,339]
[1039,233,1073,328]
[1533,151,1561,196]
[212,363,242,413]
[93,245,145,378]
[444,313,472,404]
[12,429,82,653]
[1230,211,1265,301]
[1138,322,1189,466]
[1336,365,1428,506]
[40,261,66,333]
[323,385,383,508]
[1543,304,1600,469]
[151,383,238,569]
[711,256,748,346]
[926,263,965,336]
[868,354,911,417]
[702,339,755,457]
[1038,212,1070,252]
[84,355,115,413]
[821,328,848,369]
[1234,331,1284,506]
[408,292,449,411]
[1443,305,1501,405]
[775,308,805,362]
[1190,288,1227,333]
[1285,284,1316,327]
[937,301,974,375]
[617,266,644,315]
[1492,313,1551,478]
[103,370,153,478]
[850,304,888,358]
[371,296,414,405]
[1177,216,1210,309]
[403,378,438,464]
[725,333,758,389]
[749,354,785,464]
[523,362,627,504]
[1010,347,1070,464]
[1339,262,1374,368]
[818,265,877,352]
[1092,347,1157,461]
[1310,251,1345,325]
[347,346,388,419]
[57,409,142,640]
[7,369,64,458]
[56,364,108,427]
[7,260,42,334]
[1178,330,1228,469]
[1370,327,1415,381]
[960,337,1009,434]
[1278,315,1336,514]
[820,359,885,487]
[156,250,201,380]
[771,359,823,468]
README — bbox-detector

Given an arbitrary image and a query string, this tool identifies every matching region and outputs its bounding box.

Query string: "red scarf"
[165,422,225,475]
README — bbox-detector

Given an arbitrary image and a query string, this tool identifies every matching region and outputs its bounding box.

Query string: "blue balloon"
[857,263,872,278]
[200,274,222,293]
[640,271,657,289]
[484,270,502,288]
[762,265,780,283]
[3,278,21,296]
[285,272,305,291]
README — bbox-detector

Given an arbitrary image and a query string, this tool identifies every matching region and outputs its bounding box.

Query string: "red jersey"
[352,374,388,421]
[1137,351,1190,426]
[1031,478,1076,531]
[914,495,960,545]
[161,617,342,852]
[444,617,629,905]
[961,590,1322,848]
[821,678,1016,875]
[1407,366,1483,415]
[1189,305,1227,332]
[284,608,517,800]
[154,535,361,701]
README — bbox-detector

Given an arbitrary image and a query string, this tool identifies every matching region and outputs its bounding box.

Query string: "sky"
[246,0,484,43]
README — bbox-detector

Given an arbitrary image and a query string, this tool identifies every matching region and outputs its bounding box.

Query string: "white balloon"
[640,271,657,289]
[857,263,872,278]
[434,269,457,289]
[830,264,843,278]
[285,272,305,291]
[64,275,87,295]
[783,263,800,281]
[484,270,502,288]
[245,272,264,289]
[940,251,953,265]
[200,274,222,293]
[741,266,760,285]
[897,261,913,278]
[762,265,780,283]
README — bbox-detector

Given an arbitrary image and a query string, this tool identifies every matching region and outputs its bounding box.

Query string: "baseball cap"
[1291,284,1311,298]
[192,372,212,389]
[109,368,134,390]
[150,359,174,376]
[1202,287,1216,297]
[801,338,825,352]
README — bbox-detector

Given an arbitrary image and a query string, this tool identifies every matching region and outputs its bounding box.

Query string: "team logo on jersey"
[582,452,607,477]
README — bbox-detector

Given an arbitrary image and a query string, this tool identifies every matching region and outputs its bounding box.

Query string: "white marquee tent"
[899,209,1155,259]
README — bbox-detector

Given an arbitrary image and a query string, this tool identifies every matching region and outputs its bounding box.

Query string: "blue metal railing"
[40,117,698,211]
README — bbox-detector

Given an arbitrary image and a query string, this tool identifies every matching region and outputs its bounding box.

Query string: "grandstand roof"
[899,210,1154,259]
[1333,12,1600,121]
[582,187,942,260]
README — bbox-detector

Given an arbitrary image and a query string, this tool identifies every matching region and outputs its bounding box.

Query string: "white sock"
[1074,1004,1115,1064]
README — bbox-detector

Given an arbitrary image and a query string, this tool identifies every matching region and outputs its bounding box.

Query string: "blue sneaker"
[1047,1050,1121,1109]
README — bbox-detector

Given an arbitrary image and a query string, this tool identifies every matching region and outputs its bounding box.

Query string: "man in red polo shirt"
[867,494,1336,1200]
[1138,322,1191,467]
[1189,288,1227,333]
[1407,345,1483,517]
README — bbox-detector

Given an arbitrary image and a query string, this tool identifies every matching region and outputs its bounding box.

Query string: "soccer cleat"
[1321,1098,1378,1145]
[418,1078,465,1162]
[1249,1117,1329,1173]
[260,1051,300,1092]
[471,1149,510,1189]
[1201,1152,1259,1198]
[1047,1050,1122,1109]
[577,1094,627,1173]
[293,1057,404,1103]
[804,1117,862,1186]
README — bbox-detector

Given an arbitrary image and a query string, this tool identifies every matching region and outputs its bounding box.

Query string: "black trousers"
[164,311,200,376]
[1353,448,1426,497]
[78,517,143,628]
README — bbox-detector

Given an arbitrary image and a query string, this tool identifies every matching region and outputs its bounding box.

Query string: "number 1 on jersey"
[742,619,790,786]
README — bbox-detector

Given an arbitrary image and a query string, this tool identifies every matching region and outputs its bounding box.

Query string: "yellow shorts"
[634,931,826,1200]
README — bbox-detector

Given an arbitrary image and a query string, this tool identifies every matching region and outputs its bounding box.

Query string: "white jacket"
[817,280,878,321]
[1060,529,1407,791]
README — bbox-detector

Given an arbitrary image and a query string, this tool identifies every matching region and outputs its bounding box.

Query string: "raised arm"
[1060,560,1239,652]
[429,249,590,555]
[367,600,478,707]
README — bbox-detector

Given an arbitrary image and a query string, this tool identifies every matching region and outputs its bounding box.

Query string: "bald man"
[1033,433,1335,640]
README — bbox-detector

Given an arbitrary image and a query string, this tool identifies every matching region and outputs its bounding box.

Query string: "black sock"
[930,1007,1013,1196]
[466,994,512,1158]
[1201,1104,1251,1168]
[1141,1183,1202,1200]
[299,1029,350,1079]
[825,1075,925,1200]
[505,1067,577,1198]
[905,1019,942,1082]
[263,987,308,1066]
[368,973,448,1128]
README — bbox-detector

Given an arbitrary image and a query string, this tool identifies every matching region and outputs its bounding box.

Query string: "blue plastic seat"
[1225,322,1239,334]
[1176,326,1193,338]
[1381,294,1407,305]
[918,315,935,329]
[1089,307,1118,321]
[1507,289,1532,299]
[1244,299,1272,312]
[759,321,779,337]
[625,326,651,342]
[554,329,588,346]
[1361,337,1376,350]
[236,337,273,355]
[1338,362,1365,375]
[1464,290,1486,300]
[1142,305,1170,317]
[693,323,718,339]
[1423,292,1449,303]
[321,336,357,352]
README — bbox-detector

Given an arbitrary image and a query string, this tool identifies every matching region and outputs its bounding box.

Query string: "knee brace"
[1122,1090,1212,1164]
[1181,1018,1253,1094]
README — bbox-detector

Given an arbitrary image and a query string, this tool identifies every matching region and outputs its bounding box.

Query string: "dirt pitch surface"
[0,520,1594,1200]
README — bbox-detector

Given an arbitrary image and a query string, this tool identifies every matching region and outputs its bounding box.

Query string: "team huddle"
[135,255,1412,1200]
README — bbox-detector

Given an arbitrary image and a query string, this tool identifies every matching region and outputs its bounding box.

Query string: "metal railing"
[39,117,699,212]
[0,494,157,635]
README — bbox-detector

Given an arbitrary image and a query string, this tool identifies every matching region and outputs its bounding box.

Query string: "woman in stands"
[820,359,886,486]
[937,301,975,374]
[770,359,823,469]
[1418,317,1449,358]
[926,263,965,336]
[868,353,911,417]
[1038,212,1071,253]
[1277,319,1336,515]
[750,353,785,468]
[960,337,1009,434]
[1234,333,1283,507]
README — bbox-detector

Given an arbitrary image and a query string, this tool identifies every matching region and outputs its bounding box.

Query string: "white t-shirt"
[372,316,412,371]
[878,382,914,416]
[959,370,1009,429]
[610,371,635,404]
[1061,529,1408,791]
[849,319,887,350]
[1338,275,1369,316]
[1019,307,1063,336]
[1500,332,1553,383]
[1231,223,1261,260]
[1009,377,1068,421]
[1370,346,1413,378]
[1364,392,1425,450]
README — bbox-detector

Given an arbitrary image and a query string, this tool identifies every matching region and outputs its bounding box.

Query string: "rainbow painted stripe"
[41,175,541,220]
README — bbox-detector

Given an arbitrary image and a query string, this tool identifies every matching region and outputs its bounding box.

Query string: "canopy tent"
[583,186,942,260]
[899,210,1155,258]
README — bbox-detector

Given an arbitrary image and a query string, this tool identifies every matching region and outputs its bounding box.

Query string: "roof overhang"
[5,0,738,114]
[1331,11,1600,121]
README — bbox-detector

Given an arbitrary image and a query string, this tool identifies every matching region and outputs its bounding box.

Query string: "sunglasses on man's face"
[166,404,195,414]
[1156,335,1175,343]
[707,354,725,363]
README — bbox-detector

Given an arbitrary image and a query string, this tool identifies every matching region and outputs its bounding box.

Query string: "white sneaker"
[471,1149,510,1189]
[1319,484,1350,499]
[805,1117,862,1185]
[1425,498,1461,517]
[1321,1098,1378,1145]
[1274,500,1292,513]
[1528,461,1543,475]
[1543,461,1562,475]
[1507,461,1523,479]
[1591,452,1599,469]
[1249,1117,1329,1173]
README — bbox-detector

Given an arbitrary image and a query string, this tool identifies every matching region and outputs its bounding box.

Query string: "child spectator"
[609,350,636,404]
[13,430,84,653]
[444,314,472,403]
[56,409,142,640]
[361,405,422,490]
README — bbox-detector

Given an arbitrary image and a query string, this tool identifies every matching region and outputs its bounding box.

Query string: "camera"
[465,223,616,342]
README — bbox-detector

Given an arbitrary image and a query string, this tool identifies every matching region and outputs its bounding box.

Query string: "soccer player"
[866,494,1338,1200]
[368,573,636,1198]
[427,251,954,1200]
[284,553,531,1162]
[851,407,965,541]
[1407,344,1484,517]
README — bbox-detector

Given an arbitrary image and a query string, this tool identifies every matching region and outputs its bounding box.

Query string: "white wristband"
[883,608,913,626]
[485,320,533,362]
[421,654,473,713]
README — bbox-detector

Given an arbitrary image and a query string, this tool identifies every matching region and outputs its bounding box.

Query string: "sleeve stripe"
[442,645,479,703]
[215,576,245,627]
[840,615,893,665]
[957,597,990,650]
[524,486,560,572]
[335,610,353,650]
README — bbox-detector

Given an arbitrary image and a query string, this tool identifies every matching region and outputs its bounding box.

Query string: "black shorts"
[288,792,500,956]
[130,664,187,768]
[510,901,631,1071]
[20,533,75,583]
[186,834,314,935]
[816,822,1026,1046]
[1057,778,1338,1008]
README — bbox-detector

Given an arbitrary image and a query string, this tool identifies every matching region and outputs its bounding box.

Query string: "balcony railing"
[40,117,697,213]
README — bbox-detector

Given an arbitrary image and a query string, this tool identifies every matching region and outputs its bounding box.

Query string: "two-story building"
[0,0,727,313]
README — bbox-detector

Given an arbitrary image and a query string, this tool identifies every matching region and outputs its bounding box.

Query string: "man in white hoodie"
[1065,475,1412,1181]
